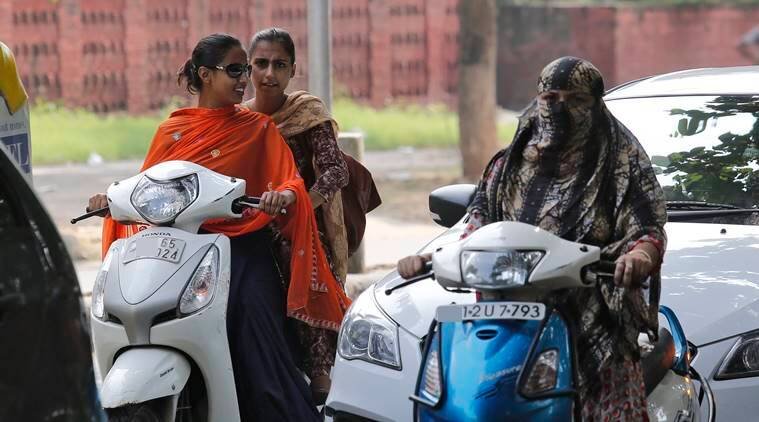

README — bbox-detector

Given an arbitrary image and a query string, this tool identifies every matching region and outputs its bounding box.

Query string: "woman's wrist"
[627,248,652,264]
[631,241,660,266]
[282,189,296,206]
[308,190,326,209]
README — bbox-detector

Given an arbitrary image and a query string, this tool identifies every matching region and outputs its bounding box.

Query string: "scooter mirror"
[428,184,476,228]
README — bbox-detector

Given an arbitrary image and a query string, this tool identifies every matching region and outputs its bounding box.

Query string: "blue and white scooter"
[401,221,715,421]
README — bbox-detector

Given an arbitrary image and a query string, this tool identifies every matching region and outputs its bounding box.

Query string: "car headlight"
[179,246,219,316]
[131,174,198,225]
[716,332,759,379]
[460,250,544,289]
[338,290,401,370]
[92,247,115,320]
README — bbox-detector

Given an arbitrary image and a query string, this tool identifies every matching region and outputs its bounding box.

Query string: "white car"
[326,66,759,422]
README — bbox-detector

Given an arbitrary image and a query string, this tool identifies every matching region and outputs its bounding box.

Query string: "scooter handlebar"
[583,260,651,288]
[582,260,617,285]
[595,260,617,274]
[233,196,287,215]
[71,206,109,224]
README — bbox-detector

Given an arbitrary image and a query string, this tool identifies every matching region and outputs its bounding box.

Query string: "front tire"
[105,402,162,422]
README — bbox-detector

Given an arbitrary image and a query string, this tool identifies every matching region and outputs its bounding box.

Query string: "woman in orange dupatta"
[89,34,349,421]
[243,28,350,402]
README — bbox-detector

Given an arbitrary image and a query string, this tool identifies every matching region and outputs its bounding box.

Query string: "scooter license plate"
[436,302,546,322]
[124,237,186,264]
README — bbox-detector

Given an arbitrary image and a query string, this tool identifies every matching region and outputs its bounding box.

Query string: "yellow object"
[0,41,28,114]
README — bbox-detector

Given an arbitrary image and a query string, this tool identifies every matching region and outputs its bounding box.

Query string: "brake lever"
[385,261,434,295]
[71,206,109,224]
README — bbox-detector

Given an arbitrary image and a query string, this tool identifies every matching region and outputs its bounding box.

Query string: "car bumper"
[693,336,759,421]
[325,326,423,422]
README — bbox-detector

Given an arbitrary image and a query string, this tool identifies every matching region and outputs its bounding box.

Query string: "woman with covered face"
[398,57,666,420]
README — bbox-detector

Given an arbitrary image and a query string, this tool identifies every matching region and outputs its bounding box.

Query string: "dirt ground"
[372,173,463,222]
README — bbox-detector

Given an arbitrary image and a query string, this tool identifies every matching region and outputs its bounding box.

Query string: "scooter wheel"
[105,402,161,422]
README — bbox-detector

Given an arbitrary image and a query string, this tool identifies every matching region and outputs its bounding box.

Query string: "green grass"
[31,102,163,165]
[334,98,516,150]
[30,99,517,165]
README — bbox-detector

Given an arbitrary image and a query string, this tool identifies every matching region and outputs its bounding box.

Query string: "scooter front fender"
[100,348,191,409]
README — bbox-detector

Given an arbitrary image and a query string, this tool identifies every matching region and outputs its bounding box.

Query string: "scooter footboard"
[100,347,191,409]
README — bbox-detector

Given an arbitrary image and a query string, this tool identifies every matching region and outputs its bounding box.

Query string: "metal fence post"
[338,132,366,274]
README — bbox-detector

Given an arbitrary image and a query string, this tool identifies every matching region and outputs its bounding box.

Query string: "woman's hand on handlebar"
[614,246,657,287]
[397,253,432,279]
[87,193,110,217]
[260,189,296,216]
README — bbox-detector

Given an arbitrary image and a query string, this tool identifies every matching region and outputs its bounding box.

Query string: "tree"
[664,95,759,208]
[458,0,500,181]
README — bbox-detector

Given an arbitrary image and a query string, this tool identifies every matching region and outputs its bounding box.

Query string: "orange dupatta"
[101,105,351,331]
[245,91,349,283]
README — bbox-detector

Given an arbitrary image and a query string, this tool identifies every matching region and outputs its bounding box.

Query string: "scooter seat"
[640,327,675,396]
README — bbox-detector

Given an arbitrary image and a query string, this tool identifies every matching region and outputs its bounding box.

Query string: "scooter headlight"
[131,174,199,225]
[716,332,759,379]
[460,250,544,290]
[91,248,115,320]
[179,246,219,315]
[338,291,401,370]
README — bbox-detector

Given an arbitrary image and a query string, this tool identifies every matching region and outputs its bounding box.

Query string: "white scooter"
[72,161,271,421]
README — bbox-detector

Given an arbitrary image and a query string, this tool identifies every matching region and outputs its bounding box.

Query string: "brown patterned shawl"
[250,91,349,283]
[468,57,667,396]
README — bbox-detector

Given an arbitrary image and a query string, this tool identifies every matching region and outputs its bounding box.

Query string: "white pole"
[307,0,332,111]
[308,1,368,273]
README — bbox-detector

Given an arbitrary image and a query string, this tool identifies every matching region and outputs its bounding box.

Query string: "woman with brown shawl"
[243,27,349,402]
[398,57,667,421]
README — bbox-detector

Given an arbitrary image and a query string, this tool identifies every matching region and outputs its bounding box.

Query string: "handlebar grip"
[242,195,260,205]
[233,196,286,215]
[423,260,433,273]
[596,260,617,274]
[582,260,617,285]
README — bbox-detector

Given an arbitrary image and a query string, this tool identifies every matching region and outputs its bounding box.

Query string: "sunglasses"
[212,63,252,79]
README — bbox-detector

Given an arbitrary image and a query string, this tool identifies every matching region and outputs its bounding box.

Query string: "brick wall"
[4,2,759,113]
[10,0,63,105]
[614,5,759,84]
[496,5,617,110]
[4,0,458,113]
[497,4,759,110]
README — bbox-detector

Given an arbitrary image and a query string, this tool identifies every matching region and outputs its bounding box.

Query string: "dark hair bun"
[177,33,242,95]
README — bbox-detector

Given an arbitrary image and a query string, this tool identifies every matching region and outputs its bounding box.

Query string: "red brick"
[8,2,759,113]
[368,0,392,107]
[58,0,84,109]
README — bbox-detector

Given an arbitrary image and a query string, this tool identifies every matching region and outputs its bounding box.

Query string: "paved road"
[34,149,456,298]
[34,147,460,228]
